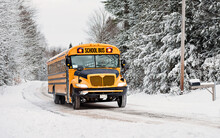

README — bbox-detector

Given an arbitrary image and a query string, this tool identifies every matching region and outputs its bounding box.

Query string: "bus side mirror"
[121,59,129,70]
[121,60,126,68]
[77,66,84,83]
[66,56,71,67]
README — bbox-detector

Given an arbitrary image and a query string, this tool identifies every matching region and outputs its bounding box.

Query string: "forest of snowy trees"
[92,0,220,93]
[0,0,48,86]
[1,0,219,94]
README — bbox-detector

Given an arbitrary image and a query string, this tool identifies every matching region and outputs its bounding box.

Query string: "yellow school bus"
[47,43,127,109]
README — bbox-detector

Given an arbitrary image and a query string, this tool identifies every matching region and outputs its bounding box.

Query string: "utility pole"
[180,0,186,94]
[124,0,129,30]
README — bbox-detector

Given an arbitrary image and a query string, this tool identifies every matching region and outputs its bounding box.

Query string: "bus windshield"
[71,55,119,68]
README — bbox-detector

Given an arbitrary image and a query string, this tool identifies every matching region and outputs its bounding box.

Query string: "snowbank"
[129,85,220,119]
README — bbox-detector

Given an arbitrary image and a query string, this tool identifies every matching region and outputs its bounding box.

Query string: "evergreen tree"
[103,0,220,93]
[18,1,48,81]
[0,0,48,86]
[184,0,220,83]
[0,0,23,85]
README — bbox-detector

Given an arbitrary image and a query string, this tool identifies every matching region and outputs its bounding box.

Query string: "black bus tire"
[72,95,80,109]
[60,96,65,104]
[117,94,127,108]
[53,93,60,104]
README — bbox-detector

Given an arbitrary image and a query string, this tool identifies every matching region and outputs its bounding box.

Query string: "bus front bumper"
[74,87,127,97]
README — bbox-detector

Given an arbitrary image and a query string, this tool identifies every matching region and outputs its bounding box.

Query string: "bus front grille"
[90,76,102,86]
[90,75,115,86]
[103,76,115,86]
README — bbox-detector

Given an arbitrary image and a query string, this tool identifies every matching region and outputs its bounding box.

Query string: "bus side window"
[48,65,50,74]
[62,60,66,71]
[53,63,56,74]
[57,61,61,73]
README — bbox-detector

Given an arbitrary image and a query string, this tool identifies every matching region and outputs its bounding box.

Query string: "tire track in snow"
[21,87,66,117]
[21,84,137,123]
[108,106,220,129]
[38,89,220,128]
[37,88,163,124]
[22,82,220,129]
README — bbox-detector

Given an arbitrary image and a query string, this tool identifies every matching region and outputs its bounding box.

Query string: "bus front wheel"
[72,95,80,109]
[117,94,127,108]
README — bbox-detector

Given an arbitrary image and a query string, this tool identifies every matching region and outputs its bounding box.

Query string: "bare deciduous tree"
[86,8,119,43]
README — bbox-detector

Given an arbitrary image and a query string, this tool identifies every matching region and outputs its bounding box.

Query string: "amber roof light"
[106,47,113,53]
[77,47,84,53]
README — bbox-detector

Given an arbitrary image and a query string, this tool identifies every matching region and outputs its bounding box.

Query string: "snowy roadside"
[0,81,220,138]
[129,85,220,120]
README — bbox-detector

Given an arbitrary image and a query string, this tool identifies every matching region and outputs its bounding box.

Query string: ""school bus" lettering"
[85,48,105,53]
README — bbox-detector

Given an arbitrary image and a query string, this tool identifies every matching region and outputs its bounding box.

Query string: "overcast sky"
[31,0,103,48]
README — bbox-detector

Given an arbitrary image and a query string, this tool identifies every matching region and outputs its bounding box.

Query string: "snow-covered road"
[0,81,220,138]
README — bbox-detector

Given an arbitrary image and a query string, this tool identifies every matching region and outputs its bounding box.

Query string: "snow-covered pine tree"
[103,0,130,52]
[124,0,182,93]
[0,0,24,86]
[104,0,126,22]
[104,0,220,93]
[0,0,48,86]
[18,2,47,81]
[184,0,220,83]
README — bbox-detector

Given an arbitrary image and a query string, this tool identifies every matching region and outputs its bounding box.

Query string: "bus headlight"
[75,84,88,88]
[118,82,126,87]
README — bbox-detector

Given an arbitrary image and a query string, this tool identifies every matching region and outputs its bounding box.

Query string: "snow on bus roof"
[47,50,68,63]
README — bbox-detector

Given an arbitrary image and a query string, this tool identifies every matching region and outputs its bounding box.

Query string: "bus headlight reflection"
[117,82,126,87]
[76,84,88,88]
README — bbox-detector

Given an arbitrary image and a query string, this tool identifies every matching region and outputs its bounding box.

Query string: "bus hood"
[74,69,119,79]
